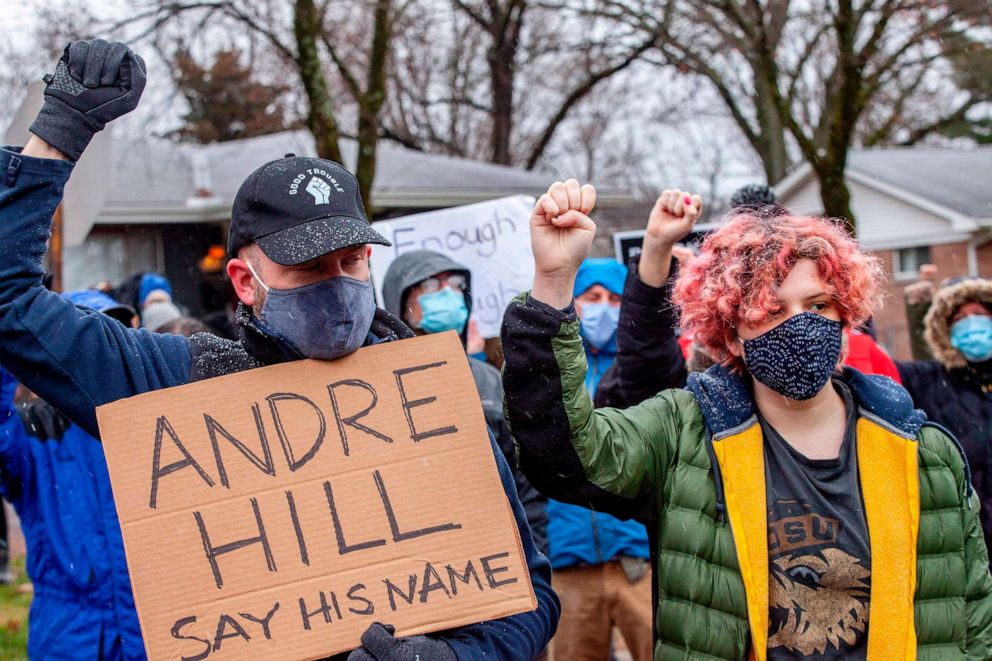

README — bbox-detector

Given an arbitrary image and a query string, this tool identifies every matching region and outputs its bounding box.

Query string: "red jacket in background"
[843,328,902,384]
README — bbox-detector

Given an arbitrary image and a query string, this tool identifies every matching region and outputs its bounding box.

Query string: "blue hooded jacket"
[0,146,558,660]
[0,366,144,660]
[574,258,626,394]
[546,258,649,570]
[137,273,171,308]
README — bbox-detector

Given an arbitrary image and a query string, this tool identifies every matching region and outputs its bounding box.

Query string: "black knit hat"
[227,154,389,265]
[730,183,777,209]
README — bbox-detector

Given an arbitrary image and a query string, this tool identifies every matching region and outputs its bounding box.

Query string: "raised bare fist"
[530,179,597,280]
[635,188,703,287]
[645,189,703,248]
[527,179,598,309]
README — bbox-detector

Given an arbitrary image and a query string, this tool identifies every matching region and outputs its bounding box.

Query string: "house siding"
[978,242,992,279]
[780,177,971,250]
[872,241,982,361]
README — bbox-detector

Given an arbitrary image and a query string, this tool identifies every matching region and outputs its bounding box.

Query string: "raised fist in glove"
[29,39,146,161]
[347,623,457,661]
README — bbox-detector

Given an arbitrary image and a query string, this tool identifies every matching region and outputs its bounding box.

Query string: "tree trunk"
[752,72,789,184]
[355,108,380,221]
[293,0,343,165]
[817,165,856,235]
[354,0,393,217]
[488,44,515,165]
[816,0,859,234]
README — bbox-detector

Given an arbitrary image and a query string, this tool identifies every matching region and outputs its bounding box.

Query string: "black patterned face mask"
[742,312,843,401]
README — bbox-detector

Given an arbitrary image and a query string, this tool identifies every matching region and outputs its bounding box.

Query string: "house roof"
[71,129,636,246]
[847,147,992,219]
[775,146,992,223]
[104,136,196,207]
[197,130,635,207]
[97,130,634,223]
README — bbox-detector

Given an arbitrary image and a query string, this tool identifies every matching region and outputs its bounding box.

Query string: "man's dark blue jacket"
[0,146,558,659]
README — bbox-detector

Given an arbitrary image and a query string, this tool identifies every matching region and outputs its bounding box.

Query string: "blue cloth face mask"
[248,262,375,360]
[742,311,843,401]
[950,314,992,363]
[416,287,469,334]
[579,302,620,351]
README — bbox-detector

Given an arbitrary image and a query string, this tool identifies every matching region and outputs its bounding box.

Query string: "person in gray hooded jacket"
[382,250,548,554]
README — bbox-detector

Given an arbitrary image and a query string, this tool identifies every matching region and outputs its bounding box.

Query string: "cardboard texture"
[95,332,535,660]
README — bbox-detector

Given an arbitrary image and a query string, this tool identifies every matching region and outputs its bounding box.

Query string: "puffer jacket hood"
[686,363,927,440]
[381,250,472,340]
[925,278,992,369]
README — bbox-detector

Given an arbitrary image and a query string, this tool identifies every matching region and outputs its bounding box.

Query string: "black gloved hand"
[347,623,457,661]
[29,39,146,161]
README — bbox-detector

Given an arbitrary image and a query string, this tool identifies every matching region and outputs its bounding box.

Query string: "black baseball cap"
[227,154,390,265]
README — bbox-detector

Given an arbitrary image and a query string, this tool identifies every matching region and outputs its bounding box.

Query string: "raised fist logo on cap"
[306,177,332,205]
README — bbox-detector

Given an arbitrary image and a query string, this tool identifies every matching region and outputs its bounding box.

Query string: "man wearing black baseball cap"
[0,39,558,660]
[219,153,411,368]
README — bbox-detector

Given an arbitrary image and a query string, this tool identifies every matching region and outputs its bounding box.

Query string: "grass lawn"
[0,558,30,661]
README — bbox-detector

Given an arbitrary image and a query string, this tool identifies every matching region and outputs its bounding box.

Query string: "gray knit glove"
[347,623,457,661]
[29,39,146,161]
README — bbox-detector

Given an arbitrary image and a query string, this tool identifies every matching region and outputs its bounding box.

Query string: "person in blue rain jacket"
[0,294,143,659]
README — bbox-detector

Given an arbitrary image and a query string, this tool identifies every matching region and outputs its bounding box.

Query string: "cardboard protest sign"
[369,196,535,338]
[96,332,535,660]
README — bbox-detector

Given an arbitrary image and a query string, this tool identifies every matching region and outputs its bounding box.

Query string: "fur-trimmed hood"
[924,278,992,369]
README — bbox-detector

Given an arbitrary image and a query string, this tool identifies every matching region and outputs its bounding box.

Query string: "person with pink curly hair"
[500,179,992,660]
[673,212,883,376]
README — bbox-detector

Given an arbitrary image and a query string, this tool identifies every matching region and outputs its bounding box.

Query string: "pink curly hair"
[672,213,885,371]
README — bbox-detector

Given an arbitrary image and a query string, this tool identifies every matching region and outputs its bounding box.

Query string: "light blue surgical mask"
[579,302,620,351]
[248,262,375,360]
[416,287,469,334]
[950,314,992,363]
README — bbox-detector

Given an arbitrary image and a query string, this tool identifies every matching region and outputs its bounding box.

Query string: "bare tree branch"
[524,32,657,168]
[899,96,982,145]
[220,4,295,60]
[320,32,362,100]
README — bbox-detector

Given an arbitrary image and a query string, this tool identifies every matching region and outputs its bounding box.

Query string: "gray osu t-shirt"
[761,381,870,660]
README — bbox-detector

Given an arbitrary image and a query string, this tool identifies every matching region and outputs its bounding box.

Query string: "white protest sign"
[370,196,535,338]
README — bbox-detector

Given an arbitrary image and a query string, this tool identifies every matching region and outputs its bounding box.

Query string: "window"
[63,227,164,291]
[893,246,931,281]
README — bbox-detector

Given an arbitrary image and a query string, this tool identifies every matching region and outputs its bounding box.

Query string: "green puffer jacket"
[501,294,992,660]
